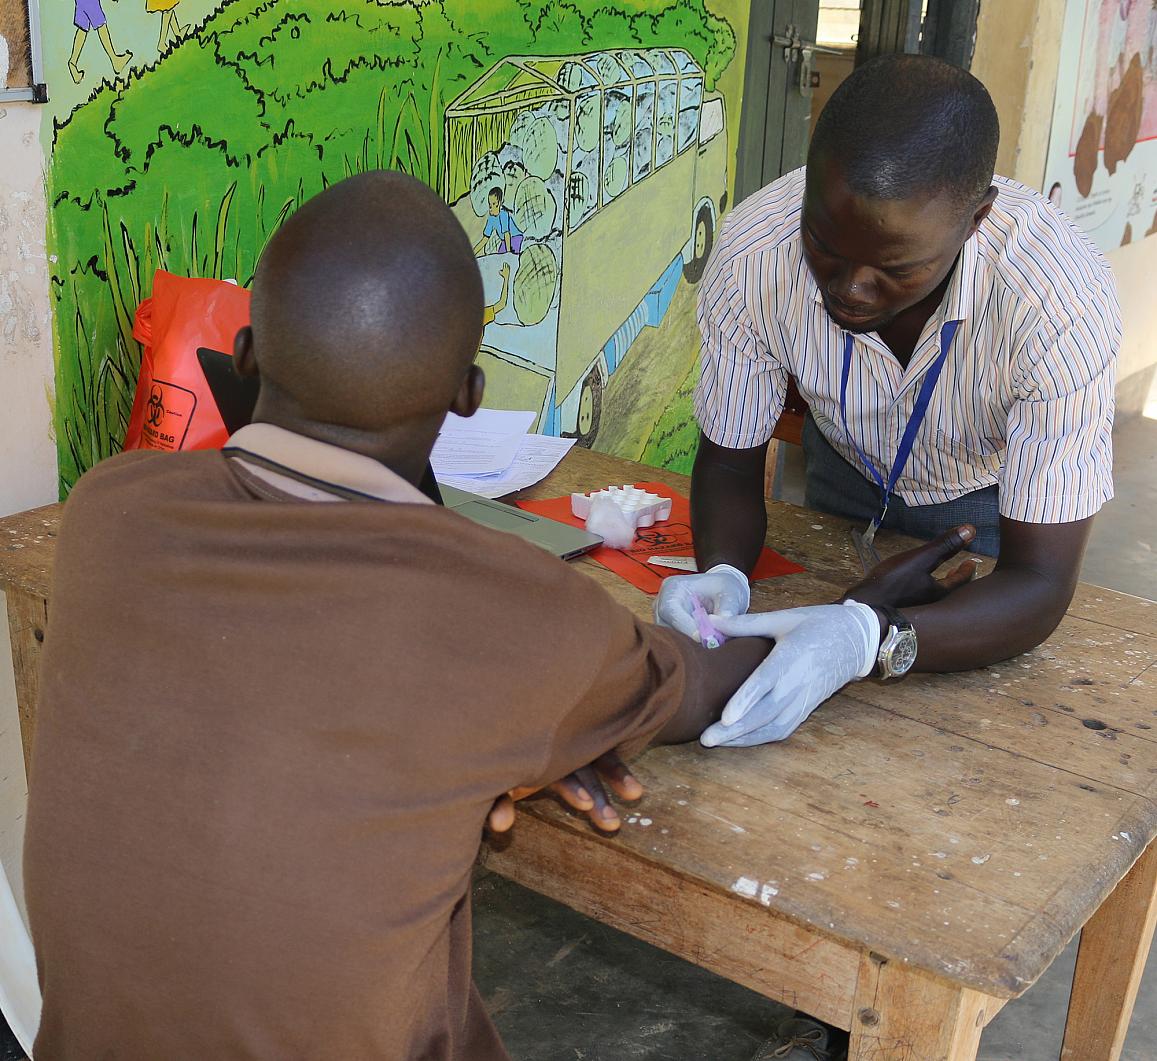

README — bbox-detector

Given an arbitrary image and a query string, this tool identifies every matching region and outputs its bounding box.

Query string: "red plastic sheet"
[517,482,804,595]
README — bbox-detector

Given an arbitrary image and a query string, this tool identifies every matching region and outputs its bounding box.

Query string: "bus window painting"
[443,48,728,446]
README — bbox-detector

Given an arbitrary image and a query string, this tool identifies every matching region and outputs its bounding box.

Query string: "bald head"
[808,54,999,214]
[248,171,484,433]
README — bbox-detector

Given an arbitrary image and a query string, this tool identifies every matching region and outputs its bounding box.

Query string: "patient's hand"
[841,524,980,610]
[486,752,644,835]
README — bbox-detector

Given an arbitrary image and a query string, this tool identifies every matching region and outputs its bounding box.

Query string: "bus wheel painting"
[683,202,714,283]
[573,368,604,448]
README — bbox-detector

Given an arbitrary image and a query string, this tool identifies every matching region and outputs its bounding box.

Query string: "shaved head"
[248,171,484,434]
[809,54,999,213]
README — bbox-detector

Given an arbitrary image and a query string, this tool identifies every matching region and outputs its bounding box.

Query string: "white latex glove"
[653,565,750,641]
[700,601,881,747]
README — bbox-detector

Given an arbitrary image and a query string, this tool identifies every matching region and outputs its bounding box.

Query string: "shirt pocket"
[931,428,1005,465]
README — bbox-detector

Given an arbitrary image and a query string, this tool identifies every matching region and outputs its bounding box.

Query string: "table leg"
[1061,840,1157,1061]
[849,951,993,1060]
[3,587,47,776]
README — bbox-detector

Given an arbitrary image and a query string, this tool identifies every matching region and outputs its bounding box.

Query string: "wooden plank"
[1061,839,1157,1061]
[0,504,59,600]
[763,438,782,498]
[499,686,1156,998]
[1068,583,1157,640]
[855,683,1157,798]
[482,810,862,1030]
[849,950,992,1061]
[4,586,47,775]
[847,615,1157,749]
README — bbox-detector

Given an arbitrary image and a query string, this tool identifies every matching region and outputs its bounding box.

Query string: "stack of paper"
[432,409,575,500]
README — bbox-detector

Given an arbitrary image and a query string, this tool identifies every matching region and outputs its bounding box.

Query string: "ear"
[449,364,485,418]
[233,326,259,379]
[966,186,999,238]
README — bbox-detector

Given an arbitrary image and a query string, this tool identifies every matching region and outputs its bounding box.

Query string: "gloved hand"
[653,565,750,641]
[700,601,881,747]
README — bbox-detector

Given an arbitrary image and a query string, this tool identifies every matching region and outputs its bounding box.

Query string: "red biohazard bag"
[123,271,252,452]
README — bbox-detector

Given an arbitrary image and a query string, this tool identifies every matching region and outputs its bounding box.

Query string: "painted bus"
[443,47,727,444]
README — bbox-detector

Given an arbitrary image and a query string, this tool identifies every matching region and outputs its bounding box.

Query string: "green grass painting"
[48,0,734,493]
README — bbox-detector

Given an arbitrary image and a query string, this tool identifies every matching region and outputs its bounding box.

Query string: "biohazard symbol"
[633,524,693,550]
[146,385,166,427]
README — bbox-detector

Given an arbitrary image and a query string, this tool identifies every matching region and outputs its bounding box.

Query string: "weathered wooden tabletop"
[3,447,1156,1050]
[495,448,1157,1010]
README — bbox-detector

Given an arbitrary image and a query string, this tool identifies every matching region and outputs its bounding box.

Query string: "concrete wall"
[972,0,1065,185]
[0,102,55,517]
[973,0,1157,416]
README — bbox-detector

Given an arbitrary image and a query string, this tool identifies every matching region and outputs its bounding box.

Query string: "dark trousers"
[802,414,1001,557]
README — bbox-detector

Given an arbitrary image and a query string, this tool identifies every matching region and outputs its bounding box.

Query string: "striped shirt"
[695,168,1120,523]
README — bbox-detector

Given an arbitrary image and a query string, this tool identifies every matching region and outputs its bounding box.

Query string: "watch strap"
[877,606,912,634]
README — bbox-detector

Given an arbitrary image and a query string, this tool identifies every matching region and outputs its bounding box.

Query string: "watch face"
[888,630,918,676]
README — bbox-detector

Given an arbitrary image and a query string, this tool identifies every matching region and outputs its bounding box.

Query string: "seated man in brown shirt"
[23,171,774,1059]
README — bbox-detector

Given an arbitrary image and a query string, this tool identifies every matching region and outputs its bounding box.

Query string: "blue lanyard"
[838,319,961,533]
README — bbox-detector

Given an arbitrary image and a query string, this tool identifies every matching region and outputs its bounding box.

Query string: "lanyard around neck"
[838,318,962,532]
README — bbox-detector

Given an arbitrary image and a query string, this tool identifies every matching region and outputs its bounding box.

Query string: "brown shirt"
[24,428,703,1060]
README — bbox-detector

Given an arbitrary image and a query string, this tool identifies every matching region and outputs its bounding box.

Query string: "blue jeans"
[802,414,1001,557]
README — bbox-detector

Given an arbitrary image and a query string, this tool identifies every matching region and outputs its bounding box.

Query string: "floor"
[1,416,1154,1059]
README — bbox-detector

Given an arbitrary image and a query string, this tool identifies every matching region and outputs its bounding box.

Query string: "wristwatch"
[874,606,917,680]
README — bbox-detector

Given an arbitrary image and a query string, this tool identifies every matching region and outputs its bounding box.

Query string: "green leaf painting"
[45,0,738,493]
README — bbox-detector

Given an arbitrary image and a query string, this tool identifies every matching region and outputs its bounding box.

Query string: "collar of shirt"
[222,423,433,505]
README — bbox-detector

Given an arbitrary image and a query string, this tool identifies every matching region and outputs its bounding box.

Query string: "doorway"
[736,0,979,201]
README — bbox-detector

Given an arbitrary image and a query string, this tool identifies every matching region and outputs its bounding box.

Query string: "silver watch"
[875,606,917,680]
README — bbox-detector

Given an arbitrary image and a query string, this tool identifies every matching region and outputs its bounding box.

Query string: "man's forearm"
[656,636,771,744]
[849,515,1093,672]
[691,434,769,575]
[901,568,1074,672]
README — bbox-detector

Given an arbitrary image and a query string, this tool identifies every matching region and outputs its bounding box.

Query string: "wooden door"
[735,0,823,201]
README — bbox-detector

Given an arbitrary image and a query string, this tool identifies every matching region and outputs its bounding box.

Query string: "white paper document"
[431,409,536,477]
[435,434,575,499]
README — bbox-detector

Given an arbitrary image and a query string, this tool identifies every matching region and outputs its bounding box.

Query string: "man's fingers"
[572,765,622,832]
[655,603,702,641]
[710,609,803,641]
[508,784,542,801]
[922,523,976,568]
[940,557,982,592]
[591,751,644,801]
[485,794,516,834]
[547,775,594,812]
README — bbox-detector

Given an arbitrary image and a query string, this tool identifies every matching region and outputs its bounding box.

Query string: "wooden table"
[3,448,1156,1060]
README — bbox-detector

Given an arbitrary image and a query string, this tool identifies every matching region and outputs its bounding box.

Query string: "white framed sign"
[1044,0,1157,251]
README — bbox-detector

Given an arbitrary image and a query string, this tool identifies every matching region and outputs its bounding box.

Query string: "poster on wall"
[1044,0,1157,252]
[40,0,748,494]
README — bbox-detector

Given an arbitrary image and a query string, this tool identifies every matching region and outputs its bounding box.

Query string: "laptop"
[438,484,602,560]
[196,348,602,560]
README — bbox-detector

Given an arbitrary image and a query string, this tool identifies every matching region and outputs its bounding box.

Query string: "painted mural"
[42,0,746,494]
[1045,0,1157,252]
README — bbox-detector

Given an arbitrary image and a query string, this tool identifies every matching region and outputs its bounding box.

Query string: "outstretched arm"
[488,633,769,834]
[844,515,1094,671]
